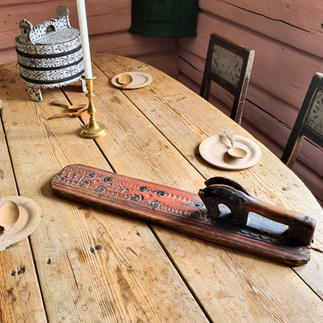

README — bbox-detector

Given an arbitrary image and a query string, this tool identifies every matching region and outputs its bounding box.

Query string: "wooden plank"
[0,30,20,51]
[0,82,47,321]
[0,0,49,6]
[0,61,209,322]
[0,0,176,67]
[199,0,323,56]
[0,0,131,33]
[135,51,180,77]
[91,32,178,57]
[91,54,323,319]
[0,48,16,65]
[0,0,131,49]
[207,0,323,33]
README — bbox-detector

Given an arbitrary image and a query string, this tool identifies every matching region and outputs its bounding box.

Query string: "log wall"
[0,0,322,204]
[0,0,179,76]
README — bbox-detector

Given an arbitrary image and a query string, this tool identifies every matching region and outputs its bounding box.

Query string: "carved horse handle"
[199,178,316,246]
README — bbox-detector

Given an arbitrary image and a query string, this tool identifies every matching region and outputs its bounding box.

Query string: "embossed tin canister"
[15,6,86,101]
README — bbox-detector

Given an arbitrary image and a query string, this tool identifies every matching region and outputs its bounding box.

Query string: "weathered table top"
[0,53,322,322]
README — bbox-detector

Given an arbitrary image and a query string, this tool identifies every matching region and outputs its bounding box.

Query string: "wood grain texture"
[199,0,323,56]
[133,51,179,77]
[0,0,131,46]
[1,0,322,205]
[0,61,209,323]
[212,0,323,33]
[178,11,322,113]
[0,0,176,64]
[91,54,323,319]
[1,52,323,322]
[177,47,323,175]
[91,32,178,57]
[92,53,323,240]
[0,70,47,322]
[177,0,323,203]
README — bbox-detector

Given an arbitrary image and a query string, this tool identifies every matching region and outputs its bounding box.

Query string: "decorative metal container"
[15,5,86,101]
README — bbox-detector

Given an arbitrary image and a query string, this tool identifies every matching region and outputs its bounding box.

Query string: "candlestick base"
[80,75,107,139]
[80,121,107,139]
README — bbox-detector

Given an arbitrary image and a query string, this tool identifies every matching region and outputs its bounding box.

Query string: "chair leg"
[283,136,303,168]
[200,77,207,99]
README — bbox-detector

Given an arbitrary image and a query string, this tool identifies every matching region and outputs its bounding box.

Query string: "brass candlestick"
[80,75,107,139]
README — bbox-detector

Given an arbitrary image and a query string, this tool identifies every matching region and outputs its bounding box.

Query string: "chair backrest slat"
[281,73,323,167]
[200,33,255,125]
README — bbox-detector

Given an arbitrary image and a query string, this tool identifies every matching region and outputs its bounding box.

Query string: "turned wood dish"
[199,134,262,170]
[15,6,86,101]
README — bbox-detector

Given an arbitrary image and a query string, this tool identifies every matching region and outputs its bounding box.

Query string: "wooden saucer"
[111,72,153,89]
[199,134,262,170]
[0,196,41,251]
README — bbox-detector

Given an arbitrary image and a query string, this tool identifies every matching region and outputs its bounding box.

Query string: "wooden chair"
[281,73,323,168]
[200,33,255,124]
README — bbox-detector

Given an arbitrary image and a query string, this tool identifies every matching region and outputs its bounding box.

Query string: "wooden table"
[0,53,323,322]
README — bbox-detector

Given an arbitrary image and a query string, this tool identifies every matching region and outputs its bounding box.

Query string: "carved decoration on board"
[51,164,316,266]
[52,164,208,223]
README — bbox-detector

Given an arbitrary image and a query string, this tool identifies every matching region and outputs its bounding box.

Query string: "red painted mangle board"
[51,164,316,266]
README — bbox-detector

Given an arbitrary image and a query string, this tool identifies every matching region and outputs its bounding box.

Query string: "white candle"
[76,0,93,79]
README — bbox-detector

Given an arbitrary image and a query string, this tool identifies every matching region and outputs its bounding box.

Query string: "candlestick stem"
[80,76,107,139]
